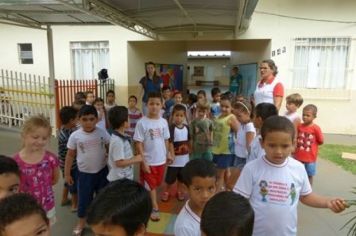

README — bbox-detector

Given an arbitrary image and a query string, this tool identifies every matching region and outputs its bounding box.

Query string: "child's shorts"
[303,162,316,176]
[190,152,213,161]
[165,166,183,185]
[232,156,247,170]
[212,154,234,169]
[140,164,165,191]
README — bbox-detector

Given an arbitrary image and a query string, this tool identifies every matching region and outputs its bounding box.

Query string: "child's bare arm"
[115,154,143,168]
[64,149,76,185]
[166,139,174,164]
[246,132,255,153]
[136,141,150,173]
[52,167,60,185]
[300,192,347,213]
[229,115,240,132]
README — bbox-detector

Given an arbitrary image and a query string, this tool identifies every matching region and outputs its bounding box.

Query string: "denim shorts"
[212,154,234,169]
[232,156,247,170]
[303,162,316,176]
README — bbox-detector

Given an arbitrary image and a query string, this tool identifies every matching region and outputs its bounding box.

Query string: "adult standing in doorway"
[229,66,243,96]
[139,61,163,115]
[253,59,284,111]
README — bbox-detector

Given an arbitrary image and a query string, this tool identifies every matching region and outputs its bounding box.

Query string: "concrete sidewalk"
[1,127,355,235]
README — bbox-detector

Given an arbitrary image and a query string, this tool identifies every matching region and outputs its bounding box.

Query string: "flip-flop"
[177,191,185,201]
[150,209,160,222]
[161,191,170,202]
[72,226,84,236]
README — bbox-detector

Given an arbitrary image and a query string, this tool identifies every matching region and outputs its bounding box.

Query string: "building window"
[70,41,110,80]
[18,43,33,64]
[293,37,350,89]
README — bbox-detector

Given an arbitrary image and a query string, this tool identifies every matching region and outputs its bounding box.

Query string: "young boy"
[87,179,152,236]
[107,106,143,181]
[294,104,324,185]
[234,116,346,236]
[189,101,213,161]
[105,89,117,112]
[133,91,172,221]
[65,105,111,235]
[174,159,217,236]
[0,193,50,236]
[126,95,143,138]
[162,86,174,120]
[210,87,221,119]
[58,106,78,211]
[284,93,303,131]
[0,155,20,199]
[201,191,254,236]
[85,91,95,105]
[247,103,278,163]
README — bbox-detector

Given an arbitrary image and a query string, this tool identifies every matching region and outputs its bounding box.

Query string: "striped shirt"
[58,126,77,171]
[126,108,142,137]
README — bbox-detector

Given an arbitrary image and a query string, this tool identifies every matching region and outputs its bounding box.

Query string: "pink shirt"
[14,151,59,212]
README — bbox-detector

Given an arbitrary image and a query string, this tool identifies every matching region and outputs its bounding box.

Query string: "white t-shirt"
[169,125,190,167]
[284,111,300,123]
[107,132,134,181]
[234,122,256,158]
[174,201,201,236]
[67,127,110,173]
[234,156,312,236]
[254,77,281,105]
[133,116,170,166]
[248,134,264,163]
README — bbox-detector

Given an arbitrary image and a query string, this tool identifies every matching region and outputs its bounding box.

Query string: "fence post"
[54,80,60,131]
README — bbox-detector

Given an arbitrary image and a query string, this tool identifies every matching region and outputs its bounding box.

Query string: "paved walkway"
[1,127,355,236]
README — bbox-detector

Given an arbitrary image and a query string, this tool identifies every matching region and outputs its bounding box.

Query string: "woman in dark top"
[139,61,163,115]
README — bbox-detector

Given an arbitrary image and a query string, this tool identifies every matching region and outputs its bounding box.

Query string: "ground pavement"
[1,127,356,236]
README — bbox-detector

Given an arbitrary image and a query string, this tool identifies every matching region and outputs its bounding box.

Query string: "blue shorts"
[232,156,247,170]
[303,162,316,176]
[212,154,234,169]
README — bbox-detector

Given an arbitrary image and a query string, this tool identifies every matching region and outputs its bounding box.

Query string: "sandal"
[177,191,185,201]
[72,226,84,236]
[161,191,170,202]
[150,209,160,222]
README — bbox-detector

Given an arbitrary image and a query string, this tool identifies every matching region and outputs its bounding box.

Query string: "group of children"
[0,86,348,236]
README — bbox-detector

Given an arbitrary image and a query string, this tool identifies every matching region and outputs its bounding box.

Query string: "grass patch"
[319,144,356,175]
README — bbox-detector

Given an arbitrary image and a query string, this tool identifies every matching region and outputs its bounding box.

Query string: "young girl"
[227,100,256,190]
[212,94,239,192]
[0,193,50,236]
[161,104,190,202]
[93,97,107,131]
[14,115,59,225]
[126,95,143,138]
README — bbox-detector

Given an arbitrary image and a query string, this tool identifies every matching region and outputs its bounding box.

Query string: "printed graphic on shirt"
[174,140,190,155]
[78,137,106,154]
[259,180,296,205]
[147,128,163,140]
[297,132,314,152]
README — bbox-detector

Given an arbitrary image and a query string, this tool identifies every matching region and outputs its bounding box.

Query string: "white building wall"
[239,0,356,134]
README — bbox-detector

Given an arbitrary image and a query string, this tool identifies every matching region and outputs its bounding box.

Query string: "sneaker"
[150,209,160,221]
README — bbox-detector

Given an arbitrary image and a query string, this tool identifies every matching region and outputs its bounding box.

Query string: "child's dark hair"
[197,90,206,97]
[0,155,20,177]
[72,99,85,111]
[255,103,278,121]
[75,91,86,102]
[0,193,48,233]
[220,93,232,103]
[109,106,128,129]
[147,91,163,101]
[78,105,98,118]
[87,179,152,235]
[261,116,295,141]
[303,104,318,116]
[85,90,94,98]
[201,191,254,236]
[211,87,221,97]
[233,100,254,119]
[173,90,182,97]
[188,93,197,104]
[286,93,303,107]
[162,85,171,92]
[181,159,216,187]
[106,89,115,97]
[59,106,77,125]
[94,97,104,105]
[129,95,138,103]
[172,104,186,115]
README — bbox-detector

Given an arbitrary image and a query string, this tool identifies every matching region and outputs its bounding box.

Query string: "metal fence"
[0,69,54,129]
[0,68,115,132]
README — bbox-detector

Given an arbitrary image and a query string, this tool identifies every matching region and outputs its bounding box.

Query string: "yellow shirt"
[212,114,234,154]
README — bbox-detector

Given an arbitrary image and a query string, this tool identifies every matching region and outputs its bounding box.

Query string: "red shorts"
[140,164,165,191]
